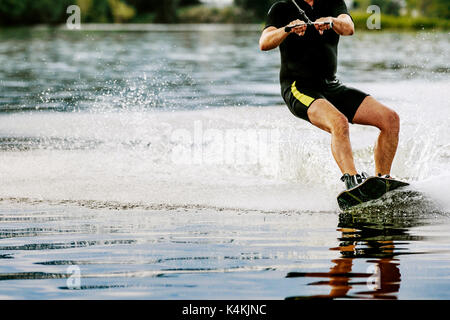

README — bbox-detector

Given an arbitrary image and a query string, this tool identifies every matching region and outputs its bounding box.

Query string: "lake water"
[0,25,449,299]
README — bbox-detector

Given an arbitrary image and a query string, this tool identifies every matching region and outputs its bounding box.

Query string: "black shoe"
[341,172,368,190]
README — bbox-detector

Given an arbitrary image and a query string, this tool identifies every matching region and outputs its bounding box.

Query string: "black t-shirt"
[265,0,351,89]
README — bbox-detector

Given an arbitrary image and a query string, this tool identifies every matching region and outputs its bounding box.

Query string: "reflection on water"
[286,197,437,300]
[0,199,449,299]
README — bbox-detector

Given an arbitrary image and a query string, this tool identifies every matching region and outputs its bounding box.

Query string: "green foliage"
[0,0,27,24]
[126,0,199,12]
[126,0,199,23]
[0,0,200,25]
[406,0,450,19]
[0,0,447,25]
[0,0,73,24]
[178,5,255,23]
[354,0,449,18]
[179,0,201,6]
[370,0,403,16]
[108,0,136,23]
[77,0,111,23]
[154,0,179,23]
[352,0,404,15]
[235,0,448,20]
[234,0,277,20]
[351,11,450,30]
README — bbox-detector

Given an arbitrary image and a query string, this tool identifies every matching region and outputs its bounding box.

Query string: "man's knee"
[380,109,400,134]
[308,99,349,134]
[330,113,349,136]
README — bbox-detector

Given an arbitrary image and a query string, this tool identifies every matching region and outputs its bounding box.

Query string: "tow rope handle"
[286,0,333,33]
[285,21,333,33]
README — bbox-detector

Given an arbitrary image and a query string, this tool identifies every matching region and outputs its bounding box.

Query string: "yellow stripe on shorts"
[291,81,315,107]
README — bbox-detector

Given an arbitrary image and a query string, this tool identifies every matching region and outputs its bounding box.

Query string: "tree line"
[0,0,448,25]
[352,0,449,18]
[237,0,449,19]
[0,0,200,25]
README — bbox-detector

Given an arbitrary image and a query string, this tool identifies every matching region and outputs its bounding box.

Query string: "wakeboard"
[337,176,410,211]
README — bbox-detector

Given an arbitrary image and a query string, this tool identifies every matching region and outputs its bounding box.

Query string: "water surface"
[0,25,449,299]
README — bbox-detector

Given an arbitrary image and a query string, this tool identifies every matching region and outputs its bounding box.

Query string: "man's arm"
[259,20,307,51]
[315,14,354,36]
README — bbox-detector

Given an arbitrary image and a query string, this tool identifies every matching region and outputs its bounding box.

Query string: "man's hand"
[315,14,354,36]
[314,17,333,35]
[259,19,307,51]
[287,19,307,37]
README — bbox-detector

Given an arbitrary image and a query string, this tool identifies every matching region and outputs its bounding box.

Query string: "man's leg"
[352,96,400,176]
[307,99,358,175]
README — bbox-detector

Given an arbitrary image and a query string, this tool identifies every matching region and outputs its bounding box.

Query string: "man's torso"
[265,0,350,89]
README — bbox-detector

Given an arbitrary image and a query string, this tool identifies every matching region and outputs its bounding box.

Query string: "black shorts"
[282,79,369,123]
